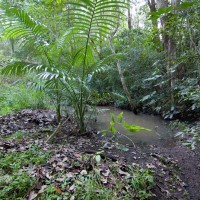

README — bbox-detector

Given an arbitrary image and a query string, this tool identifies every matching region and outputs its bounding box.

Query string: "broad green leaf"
[123,121,151,133]
[110,120,117,134]
[117,112,123,123]
[149,6,173,20]
[110,113,115,123]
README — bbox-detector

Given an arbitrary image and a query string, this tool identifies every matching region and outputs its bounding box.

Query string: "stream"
[92,106,174,147]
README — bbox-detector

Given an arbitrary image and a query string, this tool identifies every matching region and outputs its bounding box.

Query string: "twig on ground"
[47,117,69,143]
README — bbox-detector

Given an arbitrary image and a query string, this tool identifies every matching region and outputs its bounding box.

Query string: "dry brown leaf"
[63,157,69,162]
[55,186,62,194]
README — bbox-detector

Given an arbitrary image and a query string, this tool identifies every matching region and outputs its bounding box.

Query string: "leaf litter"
[0,109,200,199]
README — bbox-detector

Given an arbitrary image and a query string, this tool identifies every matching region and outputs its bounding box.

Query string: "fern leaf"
[1,7,49,56]
[1,61,45,76]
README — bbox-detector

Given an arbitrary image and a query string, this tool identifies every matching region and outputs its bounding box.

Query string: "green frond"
[1,7,49,56]
[56,28,75,50]
[64,0,129,69]
[1,61,45,76]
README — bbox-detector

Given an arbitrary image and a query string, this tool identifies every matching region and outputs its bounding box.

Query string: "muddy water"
[93,106,174,146]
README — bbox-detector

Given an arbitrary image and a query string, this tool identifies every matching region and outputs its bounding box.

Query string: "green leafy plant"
[99,112,151,147]
[0,145,49,173]
[129,168,154,200]
[9,131,24,140]
[0,0,129,134]
[0,145,49,199]
[40,164,154,200]
[0,172,33,200]
[109,112,151,134]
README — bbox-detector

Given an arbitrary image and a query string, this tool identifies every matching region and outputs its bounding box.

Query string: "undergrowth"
[0,78,49,116]
[40,165,154,200]
[0,145,50,199]
[170,120,200,150]
[0,137,154,200]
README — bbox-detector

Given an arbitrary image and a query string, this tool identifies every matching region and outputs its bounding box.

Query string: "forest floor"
[0,109,200,200]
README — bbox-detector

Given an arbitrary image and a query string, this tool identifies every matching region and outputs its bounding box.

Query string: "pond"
[92,106,174,147]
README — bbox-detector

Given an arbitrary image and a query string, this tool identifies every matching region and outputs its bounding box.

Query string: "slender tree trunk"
[157,0,180,106]
[109,28,137,113]
[128,7,132,30]
[157,0,171,103]
[109,38,134,107]
[147,0,160,45]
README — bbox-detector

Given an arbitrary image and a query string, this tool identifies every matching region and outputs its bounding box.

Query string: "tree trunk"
[108,13,137,113]
[109,36,137,113]
[128,7,132,30]
[147,0,160,45]
[157,0,180,106]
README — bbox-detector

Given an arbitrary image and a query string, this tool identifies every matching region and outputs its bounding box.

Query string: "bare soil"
[0,109,200,200]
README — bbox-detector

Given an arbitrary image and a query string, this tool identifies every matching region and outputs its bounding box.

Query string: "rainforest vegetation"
[0,0,199,199]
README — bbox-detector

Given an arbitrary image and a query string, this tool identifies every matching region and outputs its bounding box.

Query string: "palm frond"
[1,61,45,75]
[0,7,49,57]
[58,0,129,67]
[67,0,128,40]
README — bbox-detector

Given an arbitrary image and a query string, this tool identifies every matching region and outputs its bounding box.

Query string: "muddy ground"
[0,109,200,200]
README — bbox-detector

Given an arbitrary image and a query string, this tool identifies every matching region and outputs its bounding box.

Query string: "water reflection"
[92,106,174,146]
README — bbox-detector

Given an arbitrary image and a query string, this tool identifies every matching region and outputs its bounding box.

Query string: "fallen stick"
[47,118,69,143]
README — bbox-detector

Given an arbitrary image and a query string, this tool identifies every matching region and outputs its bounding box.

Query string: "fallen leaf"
[132,163,139,167]
[69,184,75,192]
[28,191,38,200]
[63,157,69,162]
[66,172,74,178]
[80,170,87,175]
[45,172,52,180]
[102,169,110,177]
[146,163,156,169]
[118,169,131,178]
[101,178,108,184]
[38,185,48,194]
[55,186,62,194]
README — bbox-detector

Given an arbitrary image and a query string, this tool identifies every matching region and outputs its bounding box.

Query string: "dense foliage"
[91,0,200,119]
[0,0,129,133]
[0,1,199,199]
[0,0,199,124]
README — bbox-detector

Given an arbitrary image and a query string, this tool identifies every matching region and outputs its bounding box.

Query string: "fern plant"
[0,0,129,134]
